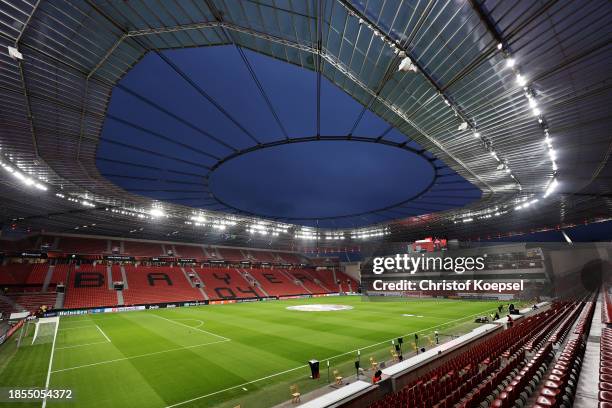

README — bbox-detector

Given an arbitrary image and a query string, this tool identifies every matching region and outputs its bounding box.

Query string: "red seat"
[536,396,555,406]
[600,391,612,402]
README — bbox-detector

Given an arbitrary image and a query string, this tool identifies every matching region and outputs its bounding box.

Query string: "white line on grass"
[51,339,230,374]
[163,307,500,408]
[58,325,96,331]
[174,318,204,329]
[56,341,110,350]
[95,324,112,343]
[41,317,59,408]
[151,314,230,341]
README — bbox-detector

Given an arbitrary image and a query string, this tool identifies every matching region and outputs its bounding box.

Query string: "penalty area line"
[58,325,97,331]
[95,324,111,343]
[51,339,230,374]
[56,341,109,350]
[151,314,229,341]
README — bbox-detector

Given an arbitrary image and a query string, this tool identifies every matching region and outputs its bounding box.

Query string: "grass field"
[0,296,504,408]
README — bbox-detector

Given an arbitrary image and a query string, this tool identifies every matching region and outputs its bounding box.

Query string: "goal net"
[31,316,59,346]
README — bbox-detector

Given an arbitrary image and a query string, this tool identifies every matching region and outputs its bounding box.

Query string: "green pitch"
[0,297,502,408]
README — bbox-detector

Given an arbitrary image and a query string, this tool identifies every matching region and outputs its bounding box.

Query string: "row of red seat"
[547,302,586,344]
[122,265,203,305]
[574,300,595,338]
[0,292,57,317]
[523,303,577,351]
[600,327,612,407]
[369,302,584,408]
[0,263,73,288]
[64,265,117,309]
[533,338,586,407]
[603,286,612,324]
[460,350,526,408]
[59,265,346,308]
[492,342,554,407]
[0,263,39,285]
[1,235,309,263]
[469,301,591,408]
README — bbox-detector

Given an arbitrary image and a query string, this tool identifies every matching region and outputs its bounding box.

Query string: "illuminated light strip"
[0,158,48,191]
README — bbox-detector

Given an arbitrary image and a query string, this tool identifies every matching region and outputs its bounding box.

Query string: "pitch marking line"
[151,314,229,341]
[95,324,112,343]
[42,318,59,408]
[163,307,500,408]
[56,341,110,350]
[174,318,204,329]
[59,325,97,331]
[51,339,230,374]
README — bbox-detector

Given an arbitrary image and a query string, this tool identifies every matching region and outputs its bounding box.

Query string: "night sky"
[97,45,481,228]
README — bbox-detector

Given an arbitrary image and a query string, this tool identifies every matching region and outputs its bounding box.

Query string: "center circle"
[286,304,354,312]
[209,140,435,220]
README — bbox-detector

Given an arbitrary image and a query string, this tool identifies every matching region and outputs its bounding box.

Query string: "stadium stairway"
[43,265,55,292]
[194,267,263,300]
[106,266,113,289]
[332,269,341,292]
[238,269,270,297]
[278,269,311,294]
[186,267,210,300]
[248,268,305,297]
[283,269,329,294]
[50,264,70,290]
[304,270,333,292]
[54,291,64,309]
[180,267,195,287]
[116,290,124,306]
[120,265,129,289]
[574,291,604,407]
[308,269,340,293]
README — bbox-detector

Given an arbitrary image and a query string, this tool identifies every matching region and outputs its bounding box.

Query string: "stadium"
[0,1,611,408]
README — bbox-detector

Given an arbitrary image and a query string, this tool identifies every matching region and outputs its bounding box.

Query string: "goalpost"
[32,316,59,346]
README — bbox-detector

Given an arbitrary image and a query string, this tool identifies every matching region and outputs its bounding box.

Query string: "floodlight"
[150,208,165,217]
[398,57,417,73]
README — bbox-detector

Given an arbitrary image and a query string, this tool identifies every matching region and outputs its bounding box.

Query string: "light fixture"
[150,208,165,217]
[544,178,558,198]
[505,58,515,68]
[398,56,418,73]
[8,46,23,60]
[515,74,527,87]
[457,122,468,131]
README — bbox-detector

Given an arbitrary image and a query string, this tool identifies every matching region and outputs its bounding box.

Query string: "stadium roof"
[0,0,610,248]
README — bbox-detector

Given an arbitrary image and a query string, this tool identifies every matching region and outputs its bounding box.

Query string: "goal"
[31,316,59,346]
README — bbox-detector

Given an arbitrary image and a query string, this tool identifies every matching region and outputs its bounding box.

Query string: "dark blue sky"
[97,45,481,228]
[210,141,434,219]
